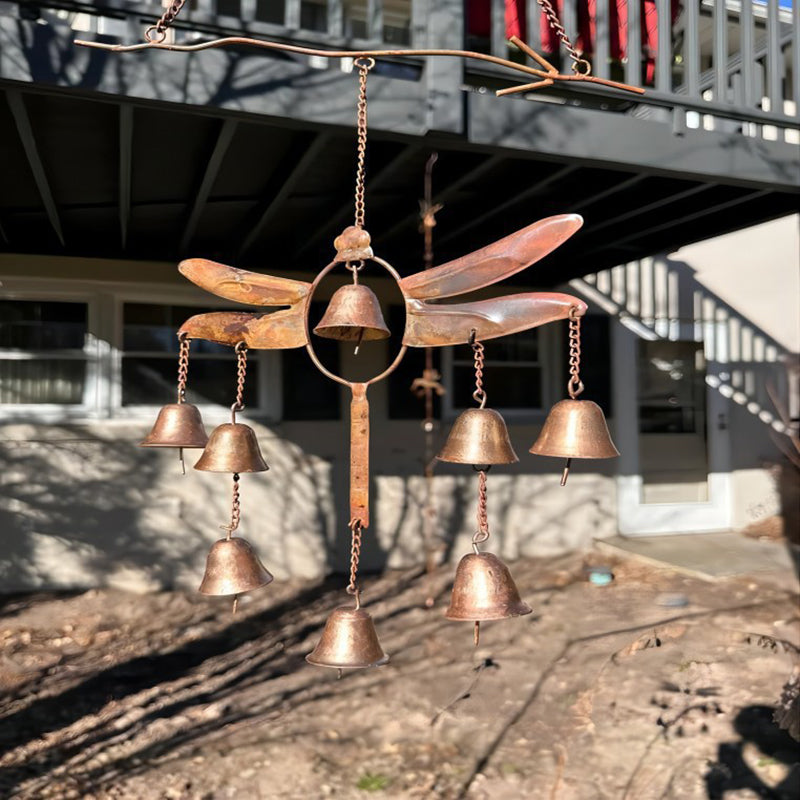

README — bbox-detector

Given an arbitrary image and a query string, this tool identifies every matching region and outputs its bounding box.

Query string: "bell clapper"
[560,457,572,486]
[474,621,481,647]
[232,594,239,615]
[354,326,365,355]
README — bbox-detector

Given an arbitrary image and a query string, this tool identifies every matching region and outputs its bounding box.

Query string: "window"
[0,299,95,408]
[282,301,341,420]
[121,303,261,409]
[444,328,549,417]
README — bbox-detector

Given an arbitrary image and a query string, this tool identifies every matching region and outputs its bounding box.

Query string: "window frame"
[441,324,561,422]
[112,289,282,422]
[0,278,282,422]
[0,286,102,421]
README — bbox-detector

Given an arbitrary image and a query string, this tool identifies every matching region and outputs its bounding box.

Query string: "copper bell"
[530,399,619,484]
[199,537,274,595]
[306,607,389,670]
[313,284,390,343]
[437,408,519,465]
[140,403,208,449]
[446,552,532,621]
[194,422,269,473]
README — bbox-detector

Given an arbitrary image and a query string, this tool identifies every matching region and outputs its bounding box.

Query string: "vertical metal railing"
[480,0,796,134]
[624,0,642,87]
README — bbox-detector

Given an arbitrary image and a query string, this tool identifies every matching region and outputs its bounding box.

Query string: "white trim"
[613,318,732,535]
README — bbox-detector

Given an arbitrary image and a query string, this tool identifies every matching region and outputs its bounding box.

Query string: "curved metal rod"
[304,255,407,389]
[73,35,645,96]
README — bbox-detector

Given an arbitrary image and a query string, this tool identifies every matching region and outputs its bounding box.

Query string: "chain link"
[221,473,241,539]
[567,306,584,399]
[177,332,190,403]
[145,0,188,43]
[536,0,592,76]
[346,518,363,602]
[233,342,247,411]
[470,332,487,408]
[471,469,490,553]
[353,57,374,230]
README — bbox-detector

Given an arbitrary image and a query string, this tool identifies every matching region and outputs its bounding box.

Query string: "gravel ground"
[0,549,798,800]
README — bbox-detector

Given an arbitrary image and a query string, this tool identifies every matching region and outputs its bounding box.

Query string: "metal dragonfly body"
[177,214,589,530]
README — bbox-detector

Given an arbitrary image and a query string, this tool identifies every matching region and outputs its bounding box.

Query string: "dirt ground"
[1,548,798,800]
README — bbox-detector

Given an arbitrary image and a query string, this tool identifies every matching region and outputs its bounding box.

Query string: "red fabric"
[526,0,680,83]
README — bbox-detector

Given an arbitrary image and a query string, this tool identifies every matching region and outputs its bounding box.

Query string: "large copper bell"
[530,399,619,484]
[140,403,208,449]
[194,422,269,473]
[313,284,390,343]
[306,606,389,670]
[199,537,274,596]
[437,408,519,465]
[446,552,532,621]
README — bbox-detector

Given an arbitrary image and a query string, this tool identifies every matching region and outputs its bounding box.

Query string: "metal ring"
[354,56,376,70]
[144,25,167,44]
[230,401,245,423]
[472,389,487,409]
[567,378,584,399]
[235,341,247,353]
[572,58,592,76]
[305,255,407,388]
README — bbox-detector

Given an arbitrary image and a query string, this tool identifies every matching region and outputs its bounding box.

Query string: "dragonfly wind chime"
[77,0,631,670]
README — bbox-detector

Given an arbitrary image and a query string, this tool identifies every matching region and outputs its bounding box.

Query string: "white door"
[613,320,732,535]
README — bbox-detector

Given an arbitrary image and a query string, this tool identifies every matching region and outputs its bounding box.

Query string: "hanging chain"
[470,331,487,408]
[353,57,375,230]
[346,518,363,606]
[233,342,247,412]
[536,0,592,76]
[220,473,241,539]
[472,469,490,553]
[177,332,190,403]
[567,306,584,399]
[145,0,188,43]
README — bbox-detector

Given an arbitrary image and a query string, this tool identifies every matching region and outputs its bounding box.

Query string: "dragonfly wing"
[399,214,583,300]
[179,305,308,349]
[179,258,311,306]
[403,293,587,347]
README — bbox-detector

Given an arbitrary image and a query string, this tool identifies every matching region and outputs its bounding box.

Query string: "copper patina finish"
[305,606,389,670]
[175,216,590,545]
[194,421,269,473]
[445,552,532,621]
[140,402,208,449]
[198,537,274,596]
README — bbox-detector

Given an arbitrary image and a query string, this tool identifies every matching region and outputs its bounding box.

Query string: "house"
[0,0,797,591]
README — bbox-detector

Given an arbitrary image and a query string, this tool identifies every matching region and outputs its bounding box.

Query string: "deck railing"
[20,0,800,139]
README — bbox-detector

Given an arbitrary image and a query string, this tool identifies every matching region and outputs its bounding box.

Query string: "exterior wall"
[0,253,617,592]
[2,214,796,592]
[572,214,799,539]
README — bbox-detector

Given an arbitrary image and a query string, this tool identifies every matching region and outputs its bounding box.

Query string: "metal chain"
[353,57,375,230]
[145,0,188,43]
[177,332,189,403]
[471,332,487,408]
[536,0,592,76]
[471,469,490,553]
[233,342,247,411]
[567,306,584,398]
[221,473,241,539]
[346,518,363,605]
